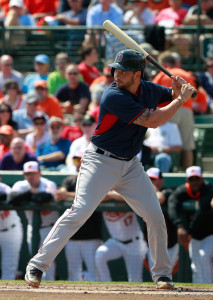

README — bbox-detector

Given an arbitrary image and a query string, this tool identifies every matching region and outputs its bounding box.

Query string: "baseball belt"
[116,236,139,244]
[0,224,16,232]
[96,148,133,161]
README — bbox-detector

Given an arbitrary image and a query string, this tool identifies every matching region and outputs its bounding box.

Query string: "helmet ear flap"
[111,67,115,77]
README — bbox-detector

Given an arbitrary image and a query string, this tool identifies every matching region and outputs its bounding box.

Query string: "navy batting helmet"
[108,49,146,76]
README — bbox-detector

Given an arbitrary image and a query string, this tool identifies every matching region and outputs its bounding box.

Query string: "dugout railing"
[0,24,213,73]
[1,171,213,283]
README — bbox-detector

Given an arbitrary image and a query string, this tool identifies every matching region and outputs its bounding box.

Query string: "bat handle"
[146,55,197,98]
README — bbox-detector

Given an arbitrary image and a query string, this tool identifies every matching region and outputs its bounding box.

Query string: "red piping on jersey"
[30,151,90,258]
[129,108,146,124]
[93,113,119,135]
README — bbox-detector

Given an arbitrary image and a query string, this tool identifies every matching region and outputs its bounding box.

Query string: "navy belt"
[116,236,139,244]
[0,224,16,232]
[96,148,132,161]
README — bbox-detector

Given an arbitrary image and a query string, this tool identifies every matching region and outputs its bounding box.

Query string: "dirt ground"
[0,282,213,300]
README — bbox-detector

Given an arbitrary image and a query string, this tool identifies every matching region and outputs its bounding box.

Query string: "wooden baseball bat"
[103,20,197,97]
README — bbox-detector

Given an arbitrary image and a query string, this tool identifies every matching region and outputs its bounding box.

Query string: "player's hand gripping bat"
[103,20,197,98]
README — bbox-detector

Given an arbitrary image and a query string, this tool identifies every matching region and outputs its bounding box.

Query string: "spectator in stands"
[36,116,71,170]
[145,168,179,273]
[0,137,38,170]
[184,0,213,25]
[95,190,147,282]
[25,112,50,153]
[4,0,36,27]
[54,174,102,281]
[34,80,63,119]
[54,0,87,26]
[12,92,45,137]
[0,180,23,280]
[9,161,58,280]
[0,125,14,160]
[89,66,114,112]
[65,115,96,172]
[0,0,11,17]
[57,0,70,13]
[152,51,196,170]
[47,52,70,95]
[0,103,18,131]
[85,0,123,46]
[155,0,188,33]
[191,74,208,115]
[24,0,58,24]
[23,54,50,94]
[78,44,100,86]
[148,0,170,14]
[61,110,84,142]
[124,0,156,39]
[86,0,123,26]
[143,121,182,172]
[55,63,91,114]
[0,54,23,91]
[139,42,159,81]
[168,166,213,283]
[0,79,25,111]
[197,57,213,103]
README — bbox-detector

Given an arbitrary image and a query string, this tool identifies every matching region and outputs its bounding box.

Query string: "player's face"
[187,176,203,193]
[114,69,135,90]
[24,172,41,187]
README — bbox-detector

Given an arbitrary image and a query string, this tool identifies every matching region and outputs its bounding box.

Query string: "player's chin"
[115,81,123,88]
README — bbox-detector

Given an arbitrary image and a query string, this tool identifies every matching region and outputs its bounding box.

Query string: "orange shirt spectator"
[152,67,196,111]
[34,80,63,119]
[37,96,63,119]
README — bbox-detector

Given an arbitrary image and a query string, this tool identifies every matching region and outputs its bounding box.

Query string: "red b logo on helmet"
[116,54,123,62]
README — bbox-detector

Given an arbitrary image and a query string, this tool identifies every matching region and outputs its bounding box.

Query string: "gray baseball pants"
[29,142,172,282]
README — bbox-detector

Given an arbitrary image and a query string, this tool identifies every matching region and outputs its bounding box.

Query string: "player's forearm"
[134,97,183,128]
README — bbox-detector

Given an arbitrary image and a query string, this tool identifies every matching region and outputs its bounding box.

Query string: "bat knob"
[191,90,197,98]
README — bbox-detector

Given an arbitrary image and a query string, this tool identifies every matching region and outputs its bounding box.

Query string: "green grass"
[2,280,212,287]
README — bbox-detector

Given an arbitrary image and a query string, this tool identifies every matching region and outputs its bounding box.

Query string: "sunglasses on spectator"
[82,124,93,127]
[0,109,10,113]
[188,177,201,182]
[207,64,213,68]
[55,61,67,65]
[28,102,38,106]
[35,87,47,91]
[0,134,8,137]
[8,86,18,90]
[34,121,45,125]
[51,125,61,130]
[11,146,23,150]
[3,63,13,67]
[74,118,83,122]
[67,72,78,75]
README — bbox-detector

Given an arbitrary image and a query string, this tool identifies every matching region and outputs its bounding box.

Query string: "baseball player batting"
[25,49,196,289]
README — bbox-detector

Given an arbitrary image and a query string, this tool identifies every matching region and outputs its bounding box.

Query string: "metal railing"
[0,24,212,73]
